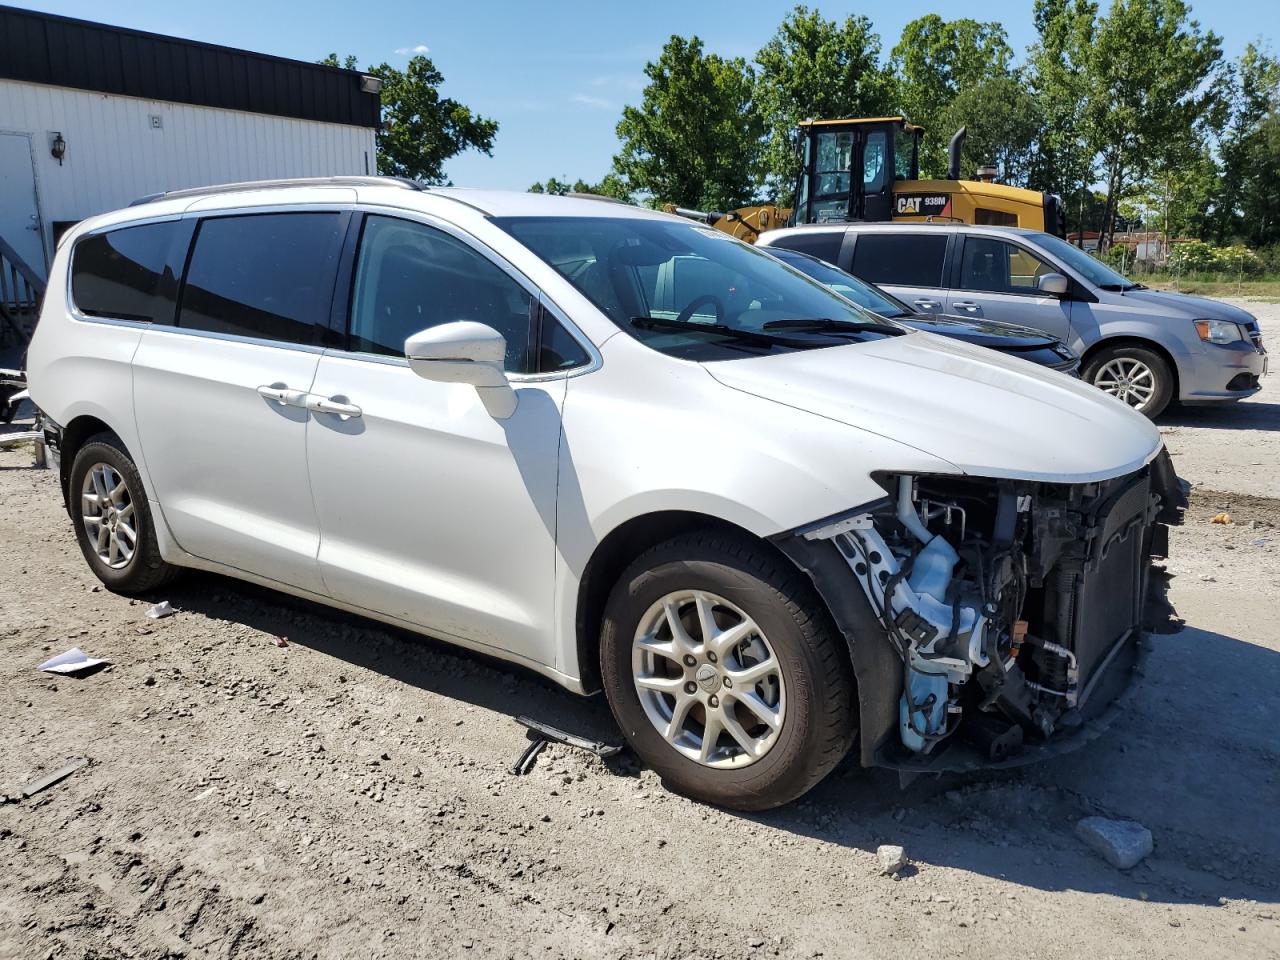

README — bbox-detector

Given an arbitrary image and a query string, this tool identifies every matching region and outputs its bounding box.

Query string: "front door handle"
[304,394,362,419]
[913,298,940,309]
[257,384,309,407]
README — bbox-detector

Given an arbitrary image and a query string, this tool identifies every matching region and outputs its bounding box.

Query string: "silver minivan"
[758,223,1267,418]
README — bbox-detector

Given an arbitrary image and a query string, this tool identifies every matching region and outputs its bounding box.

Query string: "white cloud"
[571,93,614,109]
[394,43,430,55]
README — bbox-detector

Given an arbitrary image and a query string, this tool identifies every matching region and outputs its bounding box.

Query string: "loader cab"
[792,117,921,226]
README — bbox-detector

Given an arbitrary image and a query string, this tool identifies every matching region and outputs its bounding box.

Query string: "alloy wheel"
[1094,356,1157,410]
[81,462,137,569]
[632,590,785,768]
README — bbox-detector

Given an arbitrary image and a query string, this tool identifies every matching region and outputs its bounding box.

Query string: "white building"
[0,4,380,295]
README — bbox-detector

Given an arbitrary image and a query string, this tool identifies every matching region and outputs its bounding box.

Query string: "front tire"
[69,433,179,594]
[1084,343,1174,419]
[599,532,856,810]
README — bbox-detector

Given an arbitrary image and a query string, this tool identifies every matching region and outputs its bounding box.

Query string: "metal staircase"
[0,232,45,347]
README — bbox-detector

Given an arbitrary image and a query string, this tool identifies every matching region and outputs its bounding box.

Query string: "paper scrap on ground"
[146,601,175,619]
[37,647,109,674]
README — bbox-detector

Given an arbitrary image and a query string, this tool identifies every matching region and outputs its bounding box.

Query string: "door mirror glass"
[1037,272,1070,296]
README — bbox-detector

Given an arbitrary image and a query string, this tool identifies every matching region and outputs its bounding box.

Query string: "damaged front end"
[775,448,1186,771]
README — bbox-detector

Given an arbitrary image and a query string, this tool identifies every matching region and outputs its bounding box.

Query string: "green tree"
[1081,0,1225,247]
[528,174,634,203]
[1211,43,1280,245]
[754,6,893,200]
[321,53,497,184]
[933,75,1043,185]
[890,15,1018,177]
[1026,0,1100,235]
[612,36,762,210]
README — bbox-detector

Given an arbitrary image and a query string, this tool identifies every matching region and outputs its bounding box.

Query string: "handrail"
[0,233,45,345]
[0,235,44,293]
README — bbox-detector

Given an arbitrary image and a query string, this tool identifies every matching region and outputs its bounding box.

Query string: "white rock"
[877,844,908,875]
[1075,816,1153,869]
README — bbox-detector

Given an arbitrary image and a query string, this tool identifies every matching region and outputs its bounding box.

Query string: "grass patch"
[1136,273,1280,300]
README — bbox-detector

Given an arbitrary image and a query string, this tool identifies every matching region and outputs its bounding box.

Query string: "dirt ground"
[1,301,1277,960]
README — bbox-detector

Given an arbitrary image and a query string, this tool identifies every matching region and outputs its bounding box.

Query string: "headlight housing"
[1194,318,1244,344]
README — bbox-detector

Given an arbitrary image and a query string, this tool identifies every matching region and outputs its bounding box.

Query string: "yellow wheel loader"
[666,117,1065,243]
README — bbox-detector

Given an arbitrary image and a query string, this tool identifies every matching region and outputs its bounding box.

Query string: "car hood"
[899,312,1060,349]
[1113,288,1258,326]
[703,331,1161,483]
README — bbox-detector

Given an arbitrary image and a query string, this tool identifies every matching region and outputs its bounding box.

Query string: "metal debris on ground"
[509,716,624,775]
[1,758,89,804]
[515,716,624,760]
[37,647,109,675]
[509,737,549,776]
[145,600,176,619]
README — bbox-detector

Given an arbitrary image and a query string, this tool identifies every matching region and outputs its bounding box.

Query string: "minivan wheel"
[599,532,856,810]
[69,434,179,593]
[1084,344,1173,418]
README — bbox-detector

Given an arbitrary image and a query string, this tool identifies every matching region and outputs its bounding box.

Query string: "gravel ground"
[1,302,1277,960]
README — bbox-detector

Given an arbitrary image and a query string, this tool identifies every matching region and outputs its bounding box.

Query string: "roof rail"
[128,175,424,207]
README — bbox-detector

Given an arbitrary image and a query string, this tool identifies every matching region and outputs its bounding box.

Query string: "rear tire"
[1084,343,1174,419]
[69,433,179,594]
[599,531,856,810]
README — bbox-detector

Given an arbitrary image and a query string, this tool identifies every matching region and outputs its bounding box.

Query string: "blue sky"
[21,1,1276,189]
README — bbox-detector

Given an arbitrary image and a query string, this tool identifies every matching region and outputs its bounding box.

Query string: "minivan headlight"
[1194,319,1244,344]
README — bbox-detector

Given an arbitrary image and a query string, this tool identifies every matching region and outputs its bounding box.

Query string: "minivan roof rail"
[128,175,424,207]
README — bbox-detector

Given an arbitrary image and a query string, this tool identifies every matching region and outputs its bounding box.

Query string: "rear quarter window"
[71,221,188,323]
[851,233,949,287]
[766,230,845,266]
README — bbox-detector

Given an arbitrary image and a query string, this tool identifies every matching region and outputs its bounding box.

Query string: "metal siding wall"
[0,78,376,262]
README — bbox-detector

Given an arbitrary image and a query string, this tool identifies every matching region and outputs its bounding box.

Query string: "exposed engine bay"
[782,449,1186,769]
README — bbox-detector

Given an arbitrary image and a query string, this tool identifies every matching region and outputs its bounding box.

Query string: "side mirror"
[405,321,517,419]
[1037,272,1070,297]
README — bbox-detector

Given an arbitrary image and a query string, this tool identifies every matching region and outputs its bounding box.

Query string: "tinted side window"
[767,231,844,265]
[960,237,1056,294]
[851,234,948,287]
[349,215,535,373]
[72,222,185,323]
[178,213,345,344]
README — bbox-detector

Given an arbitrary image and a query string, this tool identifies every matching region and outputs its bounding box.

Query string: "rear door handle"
[257,384,309,407]
[952,301,981,312]
[304,394,362,419]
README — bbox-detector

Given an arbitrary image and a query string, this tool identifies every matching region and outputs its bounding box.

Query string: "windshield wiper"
[1098,282,1140,292]
[763,317,905,337]
[630,316,803,347]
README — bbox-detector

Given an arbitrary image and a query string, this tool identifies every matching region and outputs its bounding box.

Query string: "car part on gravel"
[514,716,624,761]
[1,757,88,805]
[509,736,550,776]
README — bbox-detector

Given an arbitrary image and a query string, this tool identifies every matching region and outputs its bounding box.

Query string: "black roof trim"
[0,5,381,128]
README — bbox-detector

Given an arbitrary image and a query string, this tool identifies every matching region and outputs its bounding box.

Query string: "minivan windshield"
[493,216,905,361]
[1033,232,1137,290]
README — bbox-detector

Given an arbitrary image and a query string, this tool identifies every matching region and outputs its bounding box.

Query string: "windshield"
[494,216,903,360]
[1032,232,1134,289]
[766,250,911,318]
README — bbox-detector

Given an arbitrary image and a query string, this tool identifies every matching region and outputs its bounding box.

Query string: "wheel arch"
[574,510,812,694]
[1080,336,1181,399]
[58,413,122,514]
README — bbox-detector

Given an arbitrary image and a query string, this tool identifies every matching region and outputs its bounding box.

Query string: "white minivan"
[27,178,1185,809]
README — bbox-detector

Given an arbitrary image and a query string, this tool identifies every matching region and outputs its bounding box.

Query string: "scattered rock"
[1075,816,1153,869]
[877,844,908,876]
[1210,512,1232,525]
